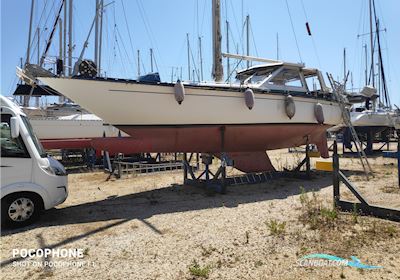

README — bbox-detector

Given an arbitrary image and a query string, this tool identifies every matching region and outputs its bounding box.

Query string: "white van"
[1,95,68,227]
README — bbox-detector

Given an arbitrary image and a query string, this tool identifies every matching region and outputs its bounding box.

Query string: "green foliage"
[189,260,211,278]
[266,219,286,236]
[299,187,338,229]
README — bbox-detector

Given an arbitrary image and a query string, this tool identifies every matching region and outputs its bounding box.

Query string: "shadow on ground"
[1,171,334,238]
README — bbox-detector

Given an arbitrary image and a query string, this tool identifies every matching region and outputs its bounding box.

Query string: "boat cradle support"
[332,140,400,222]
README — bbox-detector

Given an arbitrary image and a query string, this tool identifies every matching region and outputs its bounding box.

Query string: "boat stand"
[332,140,400,222]
[183,153,228,194]
[182,152,279,193]
[284,143,311,179]
[290,144,311,179]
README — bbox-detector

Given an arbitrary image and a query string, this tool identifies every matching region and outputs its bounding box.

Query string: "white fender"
[244,88,255,110]
[174,80,185,104]
[284,95,296,119]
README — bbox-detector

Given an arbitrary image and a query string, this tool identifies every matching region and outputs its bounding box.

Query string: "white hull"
[351,110,398,128]
[39,78,342,127]
[30,114,128,140]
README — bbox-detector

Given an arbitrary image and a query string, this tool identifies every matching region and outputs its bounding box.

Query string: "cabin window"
[247,74,268,85]
[305,76,322,92]
[268,69,303,88]
[0,114,30,158]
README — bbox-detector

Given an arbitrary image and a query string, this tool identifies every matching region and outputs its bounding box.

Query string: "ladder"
[327,74,373,179]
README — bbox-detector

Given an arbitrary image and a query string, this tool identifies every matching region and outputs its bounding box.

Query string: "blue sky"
[1,0,399,105]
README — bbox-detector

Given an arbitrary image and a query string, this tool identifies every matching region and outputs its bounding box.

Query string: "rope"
[284,0,302,63]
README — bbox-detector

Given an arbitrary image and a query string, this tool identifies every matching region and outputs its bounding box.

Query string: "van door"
[0,114,33,187]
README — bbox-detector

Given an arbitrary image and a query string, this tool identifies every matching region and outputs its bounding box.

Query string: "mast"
[24,0,35,107]
[63,0,67,74]
[68,0,73,76]
[276,33,279,60]
[369,0,374,87]
[364,44,368,85]
[37,28,40,64]
[186,33,191,80]
[98,0,103,75]
[199,36,204,81]
[35,27,40,107]
[26,0,35,65]
[246,15,250,68]
[94,0,99,71]
[343,48,346,90]
[137,50,141,76]
[59,18,64,103]
[150,48,154,72]
[212,0,223,82]
[59,20,62,60]
[225,20,230,82]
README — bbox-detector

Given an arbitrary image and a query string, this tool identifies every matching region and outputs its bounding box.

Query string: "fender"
[1,182,52,210]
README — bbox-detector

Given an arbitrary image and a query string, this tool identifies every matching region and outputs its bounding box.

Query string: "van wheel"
[1,193,43,227]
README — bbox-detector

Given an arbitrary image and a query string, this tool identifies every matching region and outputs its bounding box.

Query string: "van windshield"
[21,116,47,158]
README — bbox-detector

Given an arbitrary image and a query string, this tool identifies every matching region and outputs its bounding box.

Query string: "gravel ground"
[1,146,399,280]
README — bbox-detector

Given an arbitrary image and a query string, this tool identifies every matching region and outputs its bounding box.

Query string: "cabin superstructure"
[235,63,329,95]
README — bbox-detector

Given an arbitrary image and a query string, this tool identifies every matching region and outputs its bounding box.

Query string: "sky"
[1,0,399,106]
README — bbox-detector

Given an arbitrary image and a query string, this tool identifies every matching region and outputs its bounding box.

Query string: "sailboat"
[20,0,343,172]
[343,0,398,152]
[13,0,130,152]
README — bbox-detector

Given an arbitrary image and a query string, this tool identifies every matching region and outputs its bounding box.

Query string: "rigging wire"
[299,0,321,68]
[188,37,200,82]
[372,0,390,107]
[115,27,128,77]
[120,0,137,75]
[284,0,302,63]
[228,0,243,55]
[248,19,259,58]
[116,25,134,76]
[26,0,55,64]
[135,0,161,72]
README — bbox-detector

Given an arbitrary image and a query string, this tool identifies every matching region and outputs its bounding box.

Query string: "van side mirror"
[10,117,20,138]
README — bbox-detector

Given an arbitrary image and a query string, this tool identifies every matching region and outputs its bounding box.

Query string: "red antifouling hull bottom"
[102,124,330,156]
[49,124,329,173]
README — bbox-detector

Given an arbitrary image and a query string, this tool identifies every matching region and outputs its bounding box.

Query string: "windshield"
[21,116,47,158]
[247,74,268,85]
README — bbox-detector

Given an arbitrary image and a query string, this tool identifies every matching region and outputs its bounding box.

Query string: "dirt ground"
[1,144,400,280]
